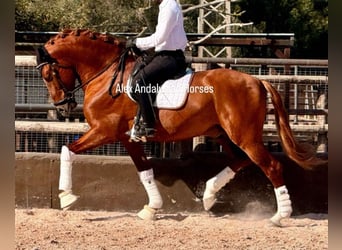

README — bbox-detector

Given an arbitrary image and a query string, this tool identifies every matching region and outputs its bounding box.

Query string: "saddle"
[126,54,193,110]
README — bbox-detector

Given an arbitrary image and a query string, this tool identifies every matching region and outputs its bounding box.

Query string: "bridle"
[36,46,128,107]
[37,60,81,106]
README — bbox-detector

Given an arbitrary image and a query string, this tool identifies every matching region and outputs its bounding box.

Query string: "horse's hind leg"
[239,140,293,226]
[216,89,292,225]
[203,166,235,211]
[202,135,252,211]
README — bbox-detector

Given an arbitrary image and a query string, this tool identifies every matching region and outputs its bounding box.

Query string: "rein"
[108,48,132,98]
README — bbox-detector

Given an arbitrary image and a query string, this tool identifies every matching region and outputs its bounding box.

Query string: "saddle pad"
[154,72,193,109]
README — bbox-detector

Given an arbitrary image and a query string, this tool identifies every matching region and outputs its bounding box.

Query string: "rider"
[126,0,188,140]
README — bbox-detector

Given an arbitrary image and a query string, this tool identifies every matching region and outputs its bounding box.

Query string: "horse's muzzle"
[56,101,77,118]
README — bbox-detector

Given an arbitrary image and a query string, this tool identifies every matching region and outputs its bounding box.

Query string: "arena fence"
[15,56,328,156]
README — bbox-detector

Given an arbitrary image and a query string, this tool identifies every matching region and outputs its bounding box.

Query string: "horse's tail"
[260,80,326,169]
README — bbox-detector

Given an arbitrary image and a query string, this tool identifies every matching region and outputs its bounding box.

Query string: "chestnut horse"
[36,29,324,226]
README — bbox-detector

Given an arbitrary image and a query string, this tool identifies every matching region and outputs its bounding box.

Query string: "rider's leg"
[128,78,156,140]
[128,52,186,140]
[135,79,156,131]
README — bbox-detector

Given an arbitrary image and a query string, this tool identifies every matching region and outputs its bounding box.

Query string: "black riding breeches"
[131,50,187,127]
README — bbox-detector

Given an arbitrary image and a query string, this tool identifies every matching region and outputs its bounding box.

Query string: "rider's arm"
[135,4,178,50]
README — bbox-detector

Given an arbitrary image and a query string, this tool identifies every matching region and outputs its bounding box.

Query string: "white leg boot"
[270,185,293,226]
[137,169,163,220]
[58,145,79,210]
[203,166,235,211]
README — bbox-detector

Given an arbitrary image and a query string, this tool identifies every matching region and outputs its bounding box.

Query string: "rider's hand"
[126,38,137,49]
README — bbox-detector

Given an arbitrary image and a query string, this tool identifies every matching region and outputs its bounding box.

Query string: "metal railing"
[15,55,328,156]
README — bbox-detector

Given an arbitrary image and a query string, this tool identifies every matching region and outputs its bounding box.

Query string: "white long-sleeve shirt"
[135,0,187,52]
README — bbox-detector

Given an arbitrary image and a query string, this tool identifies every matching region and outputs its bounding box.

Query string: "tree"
[15,0,147,32]
[288,0,328,58]
[15,0,202,33]
[15,0,60,31]
[15,0,327,58]
[235,0,328,58]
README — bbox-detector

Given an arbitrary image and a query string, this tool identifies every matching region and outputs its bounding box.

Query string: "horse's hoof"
[59,191,79,210]
[268,219,282,227]
[137,205,156,220]
[203,196,217,211]
[269,213,283,227]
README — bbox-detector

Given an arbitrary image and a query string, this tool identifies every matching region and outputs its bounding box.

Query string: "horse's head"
[36,29,127,117]
[36,46,79,117]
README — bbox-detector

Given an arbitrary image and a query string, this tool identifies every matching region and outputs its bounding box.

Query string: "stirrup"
[127,127,155,142]
[126,115,155,142]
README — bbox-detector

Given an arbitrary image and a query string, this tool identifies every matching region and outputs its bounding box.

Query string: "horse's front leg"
[58,145,78,210]
[58,128,113,210]
[122,140,163,220]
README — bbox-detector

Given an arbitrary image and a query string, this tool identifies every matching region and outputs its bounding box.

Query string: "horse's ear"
[36,47,47,66]
[36,46,54,66]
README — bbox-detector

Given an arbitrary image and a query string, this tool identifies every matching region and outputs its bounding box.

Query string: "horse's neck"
[79,51,136,97]
[75,46,126,84]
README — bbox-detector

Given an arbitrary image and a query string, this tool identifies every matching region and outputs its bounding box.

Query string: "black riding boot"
[128,81,156,140]
[136,89,156,131]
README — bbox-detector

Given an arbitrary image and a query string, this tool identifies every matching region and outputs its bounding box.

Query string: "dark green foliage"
[15,0,327,58]
[235,0,328,58]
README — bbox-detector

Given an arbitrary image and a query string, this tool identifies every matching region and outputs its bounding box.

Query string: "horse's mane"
[48,29,126,47]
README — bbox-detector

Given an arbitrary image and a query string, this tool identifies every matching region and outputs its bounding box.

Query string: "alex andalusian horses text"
[36,29,325,226]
